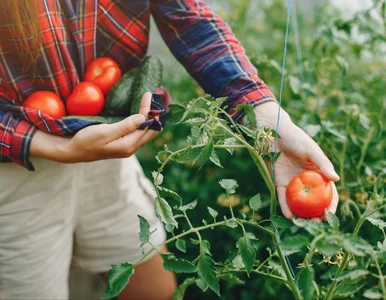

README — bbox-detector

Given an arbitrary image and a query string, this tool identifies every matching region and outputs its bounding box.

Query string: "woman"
[0,0,340,299]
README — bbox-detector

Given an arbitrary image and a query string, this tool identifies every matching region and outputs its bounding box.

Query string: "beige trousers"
[0,156,165,300]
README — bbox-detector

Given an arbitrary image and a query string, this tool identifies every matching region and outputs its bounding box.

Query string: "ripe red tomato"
[286,170,333,218]
[84,57,121,94]
[66,82,104,116]
[24,91,66,119]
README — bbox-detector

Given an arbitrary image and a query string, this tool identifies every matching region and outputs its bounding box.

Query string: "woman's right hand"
[30,92,161,163]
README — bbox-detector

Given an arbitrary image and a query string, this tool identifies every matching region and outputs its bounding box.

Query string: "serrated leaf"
[172,146,205,164]
[341,234,373,256]
[270,215,292,228]
[138,215,150,243]
[165,103,186,125]
[281,236,309,251]
[103,263,134,299]
[231,254,245,269]
[180,199,198,212]
[363,289,383,299]
[201,239,211,255]
[176,239,186,253]
[218,273,245,285]
[223,137,237,155]
[207,206,218,219]
[332,269,369,281]
[335,282,365,298]
[315,239,341,257]
[151,171,163,186]
[235,104,257,127]
[196,278,209,292]
[184,117,206,126]
[199,140,214,169]
[367,217,386,229]
[210,151,222,168]
[197,254,220,296]
[159,187,182,202]
[299,267,315,300]
[219,179,238,194]
[249,194,262,211]
[239,124,256,139]
[237,234,257,274]
[155,197,177,226]
[172,277,195,300]
[326,211,340,230]
[161,253,196,273]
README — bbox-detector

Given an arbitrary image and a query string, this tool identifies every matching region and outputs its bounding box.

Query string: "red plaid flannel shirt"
[0,0,277,170]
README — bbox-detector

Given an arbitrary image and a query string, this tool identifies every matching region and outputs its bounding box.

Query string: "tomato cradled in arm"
[24,91,66,119]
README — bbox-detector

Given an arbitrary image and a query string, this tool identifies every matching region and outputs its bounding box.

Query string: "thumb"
[308,141,340,182]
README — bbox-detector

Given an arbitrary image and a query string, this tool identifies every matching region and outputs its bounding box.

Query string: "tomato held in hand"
[66,82,104,116]
[286,170,333,218]
[84,57,121,94]
[24,91,66,119]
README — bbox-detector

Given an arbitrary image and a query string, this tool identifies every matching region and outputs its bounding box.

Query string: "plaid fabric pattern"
[0,0,277,170]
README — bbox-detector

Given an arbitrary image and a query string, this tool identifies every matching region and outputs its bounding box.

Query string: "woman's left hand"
[247,102,340,221]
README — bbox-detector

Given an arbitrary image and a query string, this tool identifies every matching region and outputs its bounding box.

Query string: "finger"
[107,114,146,141]
[307,142,340,182]
[326,182,339,215]
[277,186,293,220]
[138,92,153,117]
[104,129,148,154]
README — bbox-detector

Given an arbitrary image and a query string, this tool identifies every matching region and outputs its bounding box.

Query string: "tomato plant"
[66,82,104,116]
[23,91,66,119]
[84,57,121,94]
[286,170,332,218]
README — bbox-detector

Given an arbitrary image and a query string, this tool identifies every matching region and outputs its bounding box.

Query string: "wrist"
[30,130,72,163]
[252,102,292,129]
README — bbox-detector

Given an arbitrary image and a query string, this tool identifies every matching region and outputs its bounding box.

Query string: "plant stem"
[375,259,386,300]
[356,126,375,185]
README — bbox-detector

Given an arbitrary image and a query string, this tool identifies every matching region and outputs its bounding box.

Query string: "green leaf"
[165,103,187,125]
[326,211,340,230]
[158,187,182,202]
[197,254,220,296]
[224,219,238,228]
[341,234,373,256]
[231,254,245,269]
[281,236,309,251]
[235,104,257,127]
[165,224,175,233]
[172,146,205,164]
[210,151,222,168]
[367,217,386,229]
[223,137,237,155]
[196,278,209,292]
[239,124,256,139]
[161,253,196,273]
[199,140,214,169]
[219,179,239,194]
[155,197,178,226]
[289,75,301,94]
[175,240,186,253]
[184,117,207,126]
[298,267,315,300]
[151,171,163,186]
[172,277,196,300]
[138,215,150,243]
[218,273,245,285]
[363,288,383,299]
[180,199,198,212]
[207,207,218,219]
[270,215,292,228]
[237,234,257,274]
[335,282,365,298]
[315,239,341,257]
[332,269,369,281]
[249,194,262,211]
[103,263,134,299]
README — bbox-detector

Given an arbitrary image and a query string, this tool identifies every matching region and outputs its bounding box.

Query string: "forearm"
[29,130,70,163]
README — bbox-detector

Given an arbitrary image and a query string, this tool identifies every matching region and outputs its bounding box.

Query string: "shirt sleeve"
[150,0,277,122]
[0,97,98,171]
